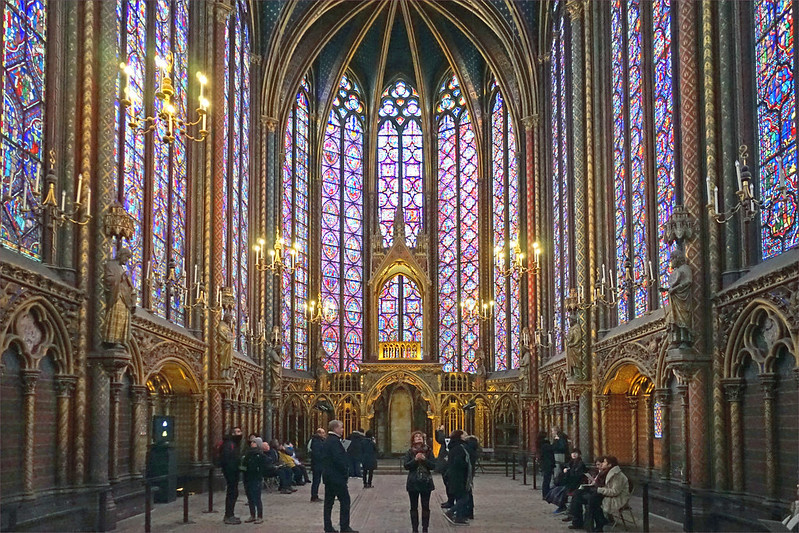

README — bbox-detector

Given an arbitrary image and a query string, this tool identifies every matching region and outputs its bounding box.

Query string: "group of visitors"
[538,427,630,532]
[343,427,378,488]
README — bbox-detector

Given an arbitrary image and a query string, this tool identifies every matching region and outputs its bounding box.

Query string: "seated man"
[279,443,310,485]
[566,456,606,529]
[587,456,629,532]
[264,440,295,494]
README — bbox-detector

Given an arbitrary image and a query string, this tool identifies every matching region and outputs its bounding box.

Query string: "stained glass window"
[0,0,46,260]
[610,0,675,323]
[282,76,311,370]
[550,7,571,353]
[114,0,190,326]
[378,275,422,343]
[321,73,364,373]
[436,75,479,373]
[755,0,798,258]
[491,85,521,371]
[377,79,423,248]
[653,400,663,438]
[222,0,250,352]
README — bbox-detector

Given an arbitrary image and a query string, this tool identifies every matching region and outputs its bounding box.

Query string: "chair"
[608,479,637,530]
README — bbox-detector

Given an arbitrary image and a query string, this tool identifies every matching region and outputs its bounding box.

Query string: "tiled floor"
[116,473,682,533]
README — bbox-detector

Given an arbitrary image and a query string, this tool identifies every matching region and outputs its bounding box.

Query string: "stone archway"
[371,381,433,455]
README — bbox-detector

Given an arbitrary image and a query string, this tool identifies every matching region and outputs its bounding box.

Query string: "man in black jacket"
[321,420,358,533]
[346,428,365,478]
[434,425,453,509]
[220,427,243,524]
[443,430,470,525]
[309,427,326,502]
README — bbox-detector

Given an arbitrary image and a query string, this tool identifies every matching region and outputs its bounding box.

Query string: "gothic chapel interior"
[0,0,797,531]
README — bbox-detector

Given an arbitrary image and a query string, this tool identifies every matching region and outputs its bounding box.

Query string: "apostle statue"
[217,314,234,379]
[474,349,487,389]
[519,348,532,394]
[103,247,135,347]
[314,344,327,380]
[665,248,693,348]
[269,346,283,392]
[566,315,583,379]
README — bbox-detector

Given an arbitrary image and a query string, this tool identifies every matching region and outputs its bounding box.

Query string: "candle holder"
[494,241,541,280]
[254,231,299,276]
[593,259,655,308]
[305,293,334,324]
[119,53,209,144]
[460,298,495,325]
[244,316,267,350]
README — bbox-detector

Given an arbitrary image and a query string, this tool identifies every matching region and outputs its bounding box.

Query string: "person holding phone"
[404,431,436,533]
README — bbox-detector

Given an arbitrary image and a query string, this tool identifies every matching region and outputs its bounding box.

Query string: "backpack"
[213,440,224,467]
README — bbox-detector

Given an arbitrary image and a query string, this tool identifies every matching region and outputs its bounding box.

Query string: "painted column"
[688,369,708,487]
[109,380,122,483]
[627,394,638,466]
[655,388,671,480]
[523,114,539,456]
[192,394,203,464]
[761,374,777,502]
[21,370,39,498]
[678,382,689,484]
[642,394,653,475]
[597,394,609,455]
[131,386,148,476]
[722,379,744,492]
[55,375,77,486]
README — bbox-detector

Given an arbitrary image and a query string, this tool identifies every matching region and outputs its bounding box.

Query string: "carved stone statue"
[474,349,487,389]
[103,247,135,347]
[415,232,427,255]
[269,347,283,392]
[217,314,234,379]
[566,315,583,379]
[665,248,693,348]
[519,348,531,393]
[314,344,327,379]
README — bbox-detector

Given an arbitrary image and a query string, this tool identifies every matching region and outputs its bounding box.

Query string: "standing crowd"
[538,427,631,532]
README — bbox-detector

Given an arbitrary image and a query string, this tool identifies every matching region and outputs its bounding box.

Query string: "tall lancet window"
[282,76,311,370]
[377,79,423,248]
[222,0,251,351]
[610,0,676,322]
[436,75,480,373]
[755,0,798,258]
[1,0,46,259]
[490,81,521,371]
[550,5,571,353]
[114,0,190,325]
[320,73,364,373]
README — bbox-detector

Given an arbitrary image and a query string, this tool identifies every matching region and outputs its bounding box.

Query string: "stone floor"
[116,473,682,533]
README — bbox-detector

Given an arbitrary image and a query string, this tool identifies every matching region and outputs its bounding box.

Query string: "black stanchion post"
[684,488,693,532]
[523,455,528,485]
[183,487,189,523]
[144,482,152,533]
[204,468,215,513]
[642,482,649,533]
[512,453,517,480]
[533,459,537,489]
[505,454,509,477]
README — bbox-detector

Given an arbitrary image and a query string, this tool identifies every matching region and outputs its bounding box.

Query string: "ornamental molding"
[131,311,206,353]
[715,252,799,310]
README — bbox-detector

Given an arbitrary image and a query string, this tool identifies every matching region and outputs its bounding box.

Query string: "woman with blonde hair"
[404,430,436,533]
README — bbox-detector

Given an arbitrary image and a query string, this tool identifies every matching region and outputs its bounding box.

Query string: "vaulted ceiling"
[258,0,545,131]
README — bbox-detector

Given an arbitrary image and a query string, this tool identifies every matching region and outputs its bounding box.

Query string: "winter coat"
[559,458,587,490]
[434,429,449,473]
[598,465,630,515]
[552,432,569,462]
[446,438,470,495]
[537,438,555,472]
[321,432,350,486]
[220,435,242,477]
[360,437,378,470]
[346,431,364,459]
[404,447,436,493]
[309,434,325,470]
[241,447,267,483]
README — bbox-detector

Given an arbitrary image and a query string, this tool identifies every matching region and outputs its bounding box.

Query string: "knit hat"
[252,437,264,449]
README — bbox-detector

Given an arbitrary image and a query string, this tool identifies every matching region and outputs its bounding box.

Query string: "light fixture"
[494,240,541,280]
[254,231,299,276]
[460,298,495,325]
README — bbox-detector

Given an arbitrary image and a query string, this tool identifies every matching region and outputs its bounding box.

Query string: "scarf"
[411,442,430,455]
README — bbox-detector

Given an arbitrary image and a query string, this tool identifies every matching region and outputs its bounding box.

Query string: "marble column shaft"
[723,379,744,492]
[55,375,76,486]
[21,370,39,498]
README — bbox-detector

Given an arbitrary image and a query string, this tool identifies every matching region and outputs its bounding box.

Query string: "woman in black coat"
[360,430,378,488]
[537,430,556,499]
[404,430,436,533]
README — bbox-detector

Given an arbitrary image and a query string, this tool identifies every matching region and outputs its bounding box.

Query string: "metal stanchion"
[512,454,517,480]
[144,483,152,533]
[684,488,693,532]
[532,460,537,489]
[642,482,649,533]
[183,488,189,523]
[204,468,216,513]
[523,456,528,485]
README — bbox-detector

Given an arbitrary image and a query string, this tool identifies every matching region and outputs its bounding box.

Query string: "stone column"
[688,369,708,487]
[109,380,123,483]
[597,395,609,456]
[222,398,232,431]
[163,394,173,416]
[627,394,638,466]
[642,394,653,475]
[21,369,40,499]
[569,401,579,447]
[146,393,156,444]
[677,382,689,484]
[760,374,777,502]
[654,389,671,480]
[130,386,148,476]
[88,362,111,489]
[722,379,744,492]
[55,375,77,486]
[192,394,203,464]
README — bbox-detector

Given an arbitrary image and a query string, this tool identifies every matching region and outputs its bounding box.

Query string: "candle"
[705,175,712,207]
[648,260,654,281]
[735,160,743,191]
[195,278,201,299]
[602,263,607,284]
[216,287,222,304]
[548,333,552,345]
[76,173,83,203]
[86,187,91,217]
[60,190,66,212]
[146,260,152,280]
[713,184,719,214]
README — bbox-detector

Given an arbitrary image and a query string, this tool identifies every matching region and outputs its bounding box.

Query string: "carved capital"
[212,1,233,22]
[760,374,777,400]
[653,388,670,405]
[626,394,639,410]
[522,114,540,130]
[192,393,204,407]
[262,116,278,132]
[131,385,148,405]
[565,0,586,19]
[722,378,745,403]
[54,375,77,398]
[110,381,124,402]
[250,54,262,66]
[597,394,610,411]
[20,370,40,395]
